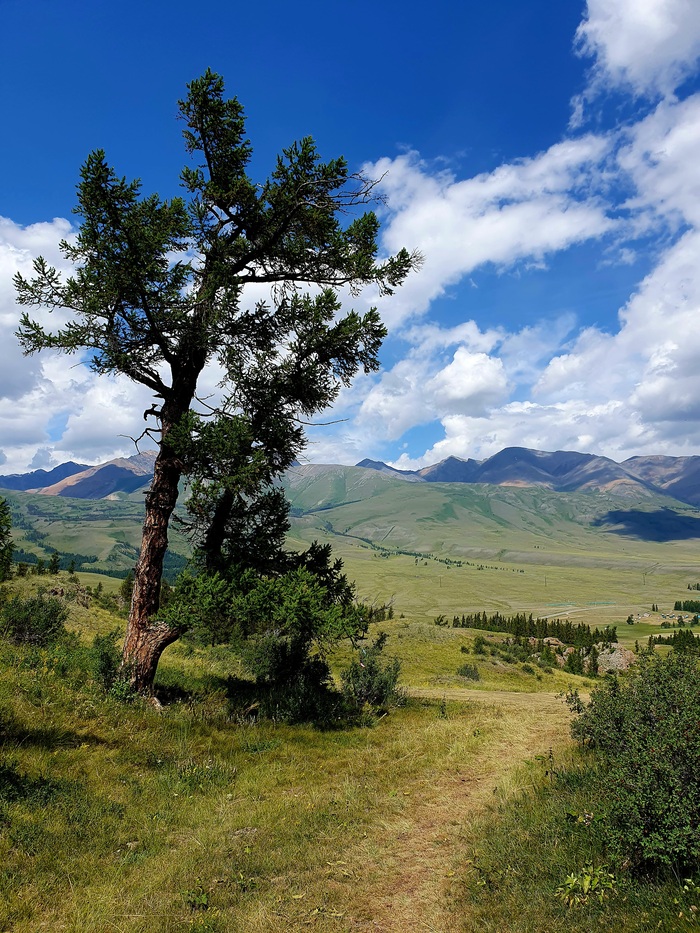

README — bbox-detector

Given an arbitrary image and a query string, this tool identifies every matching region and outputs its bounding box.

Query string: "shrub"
[473,634,487,654]
[457,662,480,681]
[90,629,122,690]
[563,649,584,675]
[571,651,700,872]
[0,594,68,646]
[341,632,403,713]
[257,659,338,724]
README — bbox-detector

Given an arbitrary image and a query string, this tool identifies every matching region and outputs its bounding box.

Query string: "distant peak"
[356,458,390,469]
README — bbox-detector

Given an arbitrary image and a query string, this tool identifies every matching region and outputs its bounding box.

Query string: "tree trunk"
[202,487,235,573]
[121,617,181,691]
[122,430,184,691]
[120,322,209,692]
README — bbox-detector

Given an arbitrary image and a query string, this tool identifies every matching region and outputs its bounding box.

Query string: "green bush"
[340,633,403,713]
[571,651,700,872]
[473,634,487,654]
[457,662,480,681]
[0,594,68,646]
[257,659,338,724]
[563,649,584,675]
[90,629,122,690]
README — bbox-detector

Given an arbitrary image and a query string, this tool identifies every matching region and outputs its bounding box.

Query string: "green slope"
[3,490,189,578]
[282,465,700,636]
[5,464,700,633]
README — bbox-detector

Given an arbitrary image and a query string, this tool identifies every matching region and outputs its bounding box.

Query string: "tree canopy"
[14,70,417,691]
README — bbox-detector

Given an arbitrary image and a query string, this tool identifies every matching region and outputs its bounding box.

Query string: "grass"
[1,573,697,930]
[3,638,692,931]
[328,620,597,694]
[454,748,700,932]
[4,465,700,929]
[0,631,561,932]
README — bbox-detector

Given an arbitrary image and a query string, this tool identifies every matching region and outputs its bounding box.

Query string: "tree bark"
[202,487,235,573]
[121,428,184,690]
[121,362,203,692]
[121,617,181,692]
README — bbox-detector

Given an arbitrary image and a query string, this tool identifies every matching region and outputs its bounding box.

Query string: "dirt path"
[335,690,572,932]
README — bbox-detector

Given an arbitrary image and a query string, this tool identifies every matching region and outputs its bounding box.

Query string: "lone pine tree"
[15,70,416,692]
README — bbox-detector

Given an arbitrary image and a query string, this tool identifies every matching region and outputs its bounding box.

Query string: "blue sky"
[2,0,700,473]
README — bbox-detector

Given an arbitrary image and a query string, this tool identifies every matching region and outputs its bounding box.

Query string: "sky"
[2,0,700,474]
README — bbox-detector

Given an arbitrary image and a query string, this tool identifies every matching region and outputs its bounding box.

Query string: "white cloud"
[0,217,75,405]
[321,8,700,471]
[29,447,58,470]
[426,349,508,416]
[5,0,700,478]
[617,93,700,227]
[0,217,168,473]
[368,136,615,328]
[576,0,700,98]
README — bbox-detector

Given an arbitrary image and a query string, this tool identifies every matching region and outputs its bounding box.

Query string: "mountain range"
[357,448,700,506]
[1,446,700,507]
[0,452,157,500]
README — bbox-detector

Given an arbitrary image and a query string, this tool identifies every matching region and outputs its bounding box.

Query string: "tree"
[0,497,12,582]
[48,550,60,575]
[15,70,416,692]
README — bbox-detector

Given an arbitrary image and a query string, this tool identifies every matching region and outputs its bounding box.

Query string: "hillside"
[282,462,700,559]
[4,445,700,506]
[3,488,189,579]
[5,461,700,628]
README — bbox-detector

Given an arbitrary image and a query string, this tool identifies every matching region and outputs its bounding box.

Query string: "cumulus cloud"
[316,4,700,470]
[617,93,700,227]
[29,448,57,470]
[4,0,700,476]
[367,135,615,328]
[0,217,167,473]
[576,0,700,98]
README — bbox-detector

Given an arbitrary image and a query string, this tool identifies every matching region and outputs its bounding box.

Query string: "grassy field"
[2,471,700,929]
[1,582,696,932]
[1,568,699,930]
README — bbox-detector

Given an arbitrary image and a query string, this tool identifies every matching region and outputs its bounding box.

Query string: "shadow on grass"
[1,717,105,751]
[592,507,700,541]
[0,760,78,804]
[154,673,359,731]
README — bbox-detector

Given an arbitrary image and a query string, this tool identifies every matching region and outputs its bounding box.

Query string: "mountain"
[6,458,700,580]
[418,455,482,483]
[622,455,700,507]
[0,452,157,500]
[357,447,678,502]
[354,458,424,482]
[0,461,89,491]
[4,445,700,507]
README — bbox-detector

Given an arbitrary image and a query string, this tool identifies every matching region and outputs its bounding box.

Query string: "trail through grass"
[324,692,571,932]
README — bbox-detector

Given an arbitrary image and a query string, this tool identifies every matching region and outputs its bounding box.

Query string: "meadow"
[2,473,700,929]
[1,566,697,931]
